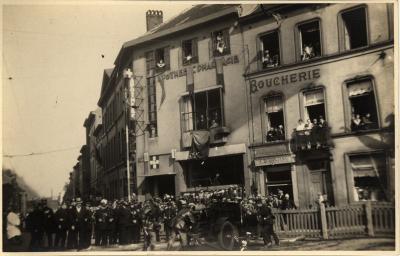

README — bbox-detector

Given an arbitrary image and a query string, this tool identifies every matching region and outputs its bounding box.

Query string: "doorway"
[145,175,176,197]
[306,160,334,206]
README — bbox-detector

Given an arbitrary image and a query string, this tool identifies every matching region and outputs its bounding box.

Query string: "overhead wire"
[3,145,81,158]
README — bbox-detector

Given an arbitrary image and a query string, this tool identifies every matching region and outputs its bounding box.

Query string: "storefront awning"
[348,80,372,97]
[304,90,324,106]
[175,143,246,161]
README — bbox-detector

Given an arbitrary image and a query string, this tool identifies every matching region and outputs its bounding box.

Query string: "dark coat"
[54,208,69,231]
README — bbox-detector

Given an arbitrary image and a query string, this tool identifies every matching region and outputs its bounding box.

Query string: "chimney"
[146,10,163,31]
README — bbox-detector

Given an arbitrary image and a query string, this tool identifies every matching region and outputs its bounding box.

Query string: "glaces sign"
[160,55,239,81]
[250,68,320,94]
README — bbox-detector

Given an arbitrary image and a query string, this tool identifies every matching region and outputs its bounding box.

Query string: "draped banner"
[215,57,225,90]
[189,130,210,160]
[186,65,194,96]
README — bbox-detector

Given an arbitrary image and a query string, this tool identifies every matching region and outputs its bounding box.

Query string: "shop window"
[298,20,321,61]
[260,31,280,69]
[147,77,157,137]
[181,88,223,132]
[264,165,293,201]
[264,93,285,142]
[182,38,198,65]
[349,153,388,201]
[212,29,230,57]
[340,7,368,50]
[347,79,378,131]
[186,155,244,188]
[155,47,170,71]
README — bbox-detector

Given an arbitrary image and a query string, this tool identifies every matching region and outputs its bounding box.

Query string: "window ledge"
[250,140,289,148]
[331,127,393,138]
[245,40,394,78]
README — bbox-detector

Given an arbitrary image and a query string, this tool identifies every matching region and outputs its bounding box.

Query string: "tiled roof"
[121,4,239,50]
[150,4,238,34]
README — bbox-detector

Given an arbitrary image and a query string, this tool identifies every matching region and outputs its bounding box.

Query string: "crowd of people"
[5,186,298,252]
[295,116,328,149]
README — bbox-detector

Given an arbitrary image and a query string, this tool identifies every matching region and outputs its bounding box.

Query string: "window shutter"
[208,38,213,59]
[192,38,198,58]
[164,46,170,70]
[223,29,231,54]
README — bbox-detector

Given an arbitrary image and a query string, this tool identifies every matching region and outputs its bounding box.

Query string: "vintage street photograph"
[2,1,397,253]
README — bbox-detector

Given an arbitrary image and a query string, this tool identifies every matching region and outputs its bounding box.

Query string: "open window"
[340,6,368,51]
[349,153,388,201]
[264,93,285,142]
[347,78,378,131]
[182,38,198,65]
[298,20,322,61]
[303,89,326,122]
[181,88,223,132]
[264,164,293,200]
[155,47,170,71]
[212,29,230,57]
[260,30,280,69]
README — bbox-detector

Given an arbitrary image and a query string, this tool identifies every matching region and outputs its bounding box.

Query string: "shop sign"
[160,55,239,81]
[250,68,320,94]
[255,154,295,166]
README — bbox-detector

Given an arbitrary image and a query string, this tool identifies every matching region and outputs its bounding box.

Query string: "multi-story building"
[240,3,394,207]
[84,108,103,200]
[97,64,135,200]
[94,4,394,207]
[110,5,254,201]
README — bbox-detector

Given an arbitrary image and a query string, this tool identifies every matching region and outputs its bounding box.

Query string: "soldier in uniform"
[66,201,78,249]
[130,202,142,243]
[258,199,279,248]
[75,199,92,250]
[26,202,45,251]
[167,200,195,251]
[152,198,162,242]
[94,199,108,246]
[117,201,131,245]
[42,199,56,250]
[54,202,69,249]
[106,201,117,245]
[162,195,176,241]
[142,200,157,251]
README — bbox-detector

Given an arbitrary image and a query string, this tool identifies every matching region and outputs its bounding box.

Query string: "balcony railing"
[290,126,332,153]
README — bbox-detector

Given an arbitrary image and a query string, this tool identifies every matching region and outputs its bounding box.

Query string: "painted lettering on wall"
[160,55,239,81]
[250,68,320,94]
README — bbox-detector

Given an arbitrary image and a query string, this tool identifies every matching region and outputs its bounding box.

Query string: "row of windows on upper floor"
[144,5,375,76]
[179,76,381,146]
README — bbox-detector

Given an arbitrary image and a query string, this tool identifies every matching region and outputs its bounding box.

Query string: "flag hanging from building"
[186,65,194,97]
[157,73,166,110]
[215,57,225,91]
[189,130,210,160]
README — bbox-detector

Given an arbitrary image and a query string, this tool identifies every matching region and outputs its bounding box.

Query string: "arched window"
[264,92,285,142]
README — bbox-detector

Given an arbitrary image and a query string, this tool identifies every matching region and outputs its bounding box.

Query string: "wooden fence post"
[319,202,328,239]
[364,201,375,237]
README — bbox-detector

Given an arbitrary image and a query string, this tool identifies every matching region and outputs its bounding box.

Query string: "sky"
[2,2,191,198]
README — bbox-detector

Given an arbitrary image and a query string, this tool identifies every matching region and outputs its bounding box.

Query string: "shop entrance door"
[307,160,334,206]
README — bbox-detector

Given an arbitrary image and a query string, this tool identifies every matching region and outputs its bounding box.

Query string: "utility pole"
[123,68,133,202]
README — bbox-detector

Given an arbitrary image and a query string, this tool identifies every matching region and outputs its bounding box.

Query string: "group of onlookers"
[351,113,376,131]
[295,116,328,149]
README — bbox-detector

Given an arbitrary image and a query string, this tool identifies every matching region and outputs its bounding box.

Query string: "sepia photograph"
[2,1,398,253]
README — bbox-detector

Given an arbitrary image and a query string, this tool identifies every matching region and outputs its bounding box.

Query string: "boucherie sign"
[250,68,320,94]
[160,55,239,81]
